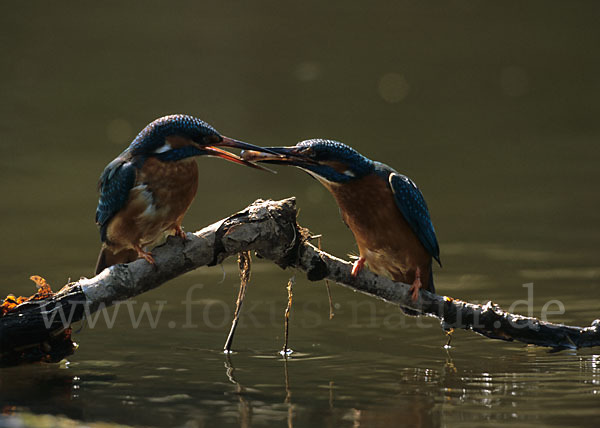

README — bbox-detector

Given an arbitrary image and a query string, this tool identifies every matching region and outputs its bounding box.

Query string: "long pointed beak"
[203,140,277,173]
[240,147,319,167]
[218,137,281,156]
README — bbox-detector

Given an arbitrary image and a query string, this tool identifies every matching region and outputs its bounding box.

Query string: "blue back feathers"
[376,164,441,265]
[96,158,137,241]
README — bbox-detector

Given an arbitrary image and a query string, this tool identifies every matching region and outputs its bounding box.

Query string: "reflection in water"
[224,356,252,428]
[347,400,438,428]
[222,351,444,428]
[0,364,99,422]
[283,357,294,428]
[221,354,299,428]
[1,347,600,427]
[581,354,600,392]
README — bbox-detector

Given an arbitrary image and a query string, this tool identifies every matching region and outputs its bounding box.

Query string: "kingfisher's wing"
[95,157,137,241]
[389,172,441,265]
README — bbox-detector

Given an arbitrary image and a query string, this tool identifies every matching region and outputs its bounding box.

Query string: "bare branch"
[2,197,599,366]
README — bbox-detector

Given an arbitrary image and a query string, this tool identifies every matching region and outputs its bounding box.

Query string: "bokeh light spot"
[294,61,321,82]
[378,72,410,103]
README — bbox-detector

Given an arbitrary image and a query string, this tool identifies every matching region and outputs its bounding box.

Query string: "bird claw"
[408,267,422,301]
[351,257,365,277]
[174,226,188,240]
[135,246,156,267]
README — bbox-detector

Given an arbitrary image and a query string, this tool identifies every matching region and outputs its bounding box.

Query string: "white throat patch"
[153,141,173,154]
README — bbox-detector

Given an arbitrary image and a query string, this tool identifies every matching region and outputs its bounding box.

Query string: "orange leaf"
[29,275,54,300]
[1,275,55,316]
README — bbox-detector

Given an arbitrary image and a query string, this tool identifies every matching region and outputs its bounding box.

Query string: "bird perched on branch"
[94,114,274,275]
[241,140,441,300]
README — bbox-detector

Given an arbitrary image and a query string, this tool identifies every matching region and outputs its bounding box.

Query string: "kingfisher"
[94,114,274,275]
[241,140,441,300]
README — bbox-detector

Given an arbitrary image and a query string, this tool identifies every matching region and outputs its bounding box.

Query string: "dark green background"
[1,2,599,427]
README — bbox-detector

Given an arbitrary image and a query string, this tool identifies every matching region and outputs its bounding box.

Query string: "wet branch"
[2,197,599,366]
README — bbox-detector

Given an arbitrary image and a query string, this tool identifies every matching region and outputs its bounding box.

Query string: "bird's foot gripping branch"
[1,198,600,366]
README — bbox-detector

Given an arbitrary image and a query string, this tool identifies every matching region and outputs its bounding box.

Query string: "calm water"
[1,2,600,427]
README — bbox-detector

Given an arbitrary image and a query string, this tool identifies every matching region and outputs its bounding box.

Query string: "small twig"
[224,251,251,353]
[445,328,454,349]
[317,236,334,320]
[325,282,334,320]
[281,277,294,356]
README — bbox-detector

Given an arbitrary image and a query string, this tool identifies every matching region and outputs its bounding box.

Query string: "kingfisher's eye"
[202,134,221,145]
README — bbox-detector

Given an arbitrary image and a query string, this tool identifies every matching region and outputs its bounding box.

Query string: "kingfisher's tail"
[94,245,138,275]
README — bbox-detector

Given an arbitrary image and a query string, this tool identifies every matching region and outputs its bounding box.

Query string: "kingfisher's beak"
[204,137,278,173]
[217,137,280,155]
[240,147,319,167]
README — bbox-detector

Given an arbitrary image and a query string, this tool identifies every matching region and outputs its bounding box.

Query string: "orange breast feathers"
[323,174,432,285]
[104,157,199,251]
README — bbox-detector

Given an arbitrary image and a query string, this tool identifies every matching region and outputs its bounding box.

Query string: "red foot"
[174,225,187,240]
[135,246,156,266]
[408,267,422,301]
[351,257,366,277]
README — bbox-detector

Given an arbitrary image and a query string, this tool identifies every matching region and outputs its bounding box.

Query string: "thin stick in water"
[224,251,251,353]
[281,276,295,356]
[317,235,334,320]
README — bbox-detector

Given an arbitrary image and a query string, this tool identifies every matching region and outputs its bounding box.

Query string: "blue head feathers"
[294,139,374,183]
[128,114,220,155]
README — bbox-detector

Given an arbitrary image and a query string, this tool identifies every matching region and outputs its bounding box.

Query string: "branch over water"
[1,198,599,366]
